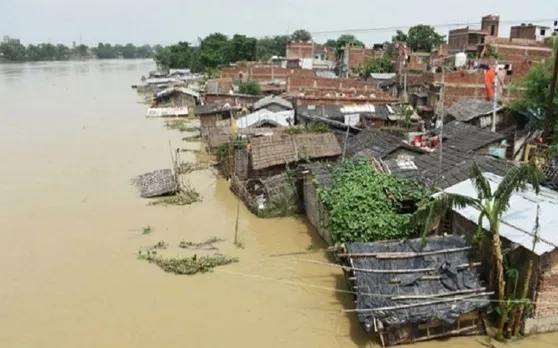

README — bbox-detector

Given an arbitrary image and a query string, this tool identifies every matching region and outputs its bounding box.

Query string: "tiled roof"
[447,98,504,122]
[440,121,507,153]
[385,147,512,190]
[250,133,342,170]
[344,129,425,159]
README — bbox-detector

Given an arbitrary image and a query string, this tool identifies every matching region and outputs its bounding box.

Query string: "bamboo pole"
[391,287,487,300]
[390,275,441,283]
[343,291,494,313]
[337,247,471,259]
[298,258,481,273]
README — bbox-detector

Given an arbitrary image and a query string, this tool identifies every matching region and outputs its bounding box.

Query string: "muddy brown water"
[0,60,557,348]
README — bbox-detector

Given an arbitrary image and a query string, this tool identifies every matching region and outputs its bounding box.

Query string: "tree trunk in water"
[492,228,507,340]
[511,255,534,336]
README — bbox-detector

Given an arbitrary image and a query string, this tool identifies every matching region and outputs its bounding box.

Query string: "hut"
[132,169,178,198]
[253,95,293,112]
[195,103,238,131]
[437,172,558,334]
[230,132,342,217]
[338,235,491,347]
[153,87,199,108]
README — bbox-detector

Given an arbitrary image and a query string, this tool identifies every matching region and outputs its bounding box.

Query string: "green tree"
[0,42,26,61]
[334,34,364,48]
[74,44,89,58]
[361,55,394,75]
[417,162,544,341]
[406,25,445,52]
[255,35,288,60]
[136,44,153,58]
[511,43,558,139]
[120,43,137,59]
[200,33,230,70]
[229,34,257,62]
[238,80,261,95]
[93,43,119,59]
[392,29,408,43]
[290,29,312,41]
[54,44,70,60]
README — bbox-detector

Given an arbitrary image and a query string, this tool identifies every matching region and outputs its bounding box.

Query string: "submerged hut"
[230,132,342,217]
[338,235,491,346]
[195,103,239,131]
[153,87,199,108]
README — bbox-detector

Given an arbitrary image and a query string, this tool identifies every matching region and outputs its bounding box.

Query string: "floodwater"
[0,59,557,348]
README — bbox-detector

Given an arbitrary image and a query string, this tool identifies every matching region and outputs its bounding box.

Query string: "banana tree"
[417,162,544,340]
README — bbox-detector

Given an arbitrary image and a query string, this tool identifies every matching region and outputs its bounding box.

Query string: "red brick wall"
[533,251,558,319]
[288,75,382,92]
[286,41,314,59]
[296,96,396,106]
[204,94,260,105]
[347,46,376,71]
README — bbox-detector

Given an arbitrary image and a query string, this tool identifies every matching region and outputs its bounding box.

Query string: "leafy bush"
[316,160,431,243]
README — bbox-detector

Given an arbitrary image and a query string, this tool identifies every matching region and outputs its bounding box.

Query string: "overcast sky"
[0,0,556,46]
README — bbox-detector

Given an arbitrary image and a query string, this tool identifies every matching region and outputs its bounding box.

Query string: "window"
[490,25,495,36]
[540,29,546,36]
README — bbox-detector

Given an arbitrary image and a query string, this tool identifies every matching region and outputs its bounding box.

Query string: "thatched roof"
[132,169,178,198]
[250,133,342,170]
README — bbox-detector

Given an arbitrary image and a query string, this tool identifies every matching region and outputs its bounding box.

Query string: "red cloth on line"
[484,67,495,101]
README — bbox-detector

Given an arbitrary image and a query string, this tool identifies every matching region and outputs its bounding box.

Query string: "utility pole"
[403,59,408,103]
[491,58,499,132]
[438,69,445,183]
[543,37,558,142]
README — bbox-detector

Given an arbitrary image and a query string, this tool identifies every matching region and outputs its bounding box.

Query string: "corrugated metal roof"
[145,77,179,85]
[253,95,293,110]
[437,172,558,255]
[236,109,294,128]
[340,104,376,113]
[370,73,397,80]
[146,107,190,117]
[156,87,200,99]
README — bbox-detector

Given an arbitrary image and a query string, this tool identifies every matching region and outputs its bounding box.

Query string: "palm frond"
[416,193,482,238]
[493,162,545,215]
[470,162,492,200]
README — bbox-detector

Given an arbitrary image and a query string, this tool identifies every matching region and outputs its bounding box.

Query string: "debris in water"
[137,249,238,275]
[133,169,178,198]
[179,237,225,250]
[148,185,201,206]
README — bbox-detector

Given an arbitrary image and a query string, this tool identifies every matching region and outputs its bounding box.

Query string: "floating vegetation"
[142,225,153,234]
[137,250,238,275]
[182,134,202,141]
[179,237,225,250]
[164,120,198,133]
[151,240,168,249]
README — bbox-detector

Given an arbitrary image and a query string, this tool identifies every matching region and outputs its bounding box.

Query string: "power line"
[307,18,557,36]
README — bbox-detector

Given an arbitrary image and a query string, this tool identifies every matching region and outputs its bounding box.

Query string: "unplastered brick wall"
[533,251,558,319]
[288,75,381,92]
[286,41,314,59]
[296,96,395,106]
[347,46,376,71]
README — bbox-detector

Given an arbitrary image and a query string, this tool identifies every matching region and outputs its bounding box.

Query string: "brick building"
[447,14,499,54]
[510,23,551,41]
[286,41,314,59]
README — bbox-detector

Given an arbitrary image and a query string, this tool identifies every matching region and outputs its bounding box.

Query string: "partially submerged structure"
[230,132,342,217]
[153,87,200,107]
[338,235,491,346]
[133,169,178,198]
[439,172,558,334]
